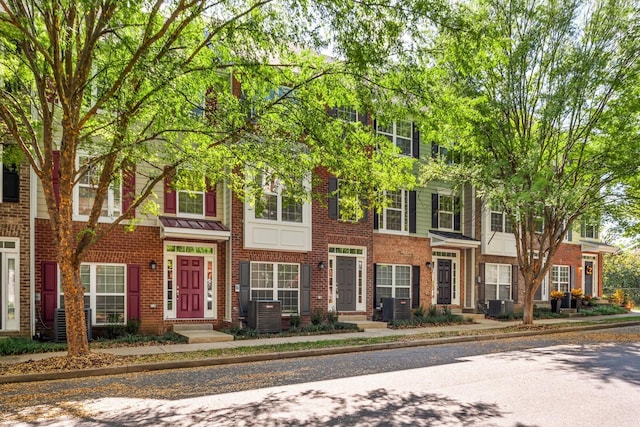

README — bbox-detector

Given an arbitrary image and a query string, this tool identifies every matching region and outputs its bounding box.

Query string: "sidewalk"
[3,312,638,366]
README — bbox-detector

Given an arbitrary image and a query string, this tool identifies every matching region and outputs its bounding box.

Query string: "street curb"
[2,320,639,385]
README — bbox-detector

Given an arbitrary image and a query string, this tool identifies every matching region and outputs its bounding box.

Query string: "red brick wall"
[0,162,31,336]
[373,233,433,307]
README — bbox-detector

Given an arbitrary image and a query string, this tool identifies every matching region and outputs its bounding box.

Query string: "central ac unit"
[487,300,514,317]
[247,300,282,333]
[381,297,411,321]
[54,308,92,342]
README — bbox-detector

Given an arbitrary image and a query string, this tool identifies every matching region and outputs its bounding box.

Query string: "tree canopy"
[420,0,640,324]
[0,0,445,355]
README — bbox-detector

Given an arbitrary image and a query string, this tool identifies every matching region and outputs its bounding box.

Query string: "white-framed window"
[551,265,570,293]
[376,120,413,156]
[438,194,455,230]
[178,189,205,217]
[375,264,411,306]
[336,107,359,123]
[254,173,303,223]
[59,263,126,325]
[432,143,458,164]
[485,264,512,300]
[0,239,19,331]
[74,154,121,218]
[581,221,599,239]
[490,207,512,233]
[379,190,409,232]
[250,262,300,314]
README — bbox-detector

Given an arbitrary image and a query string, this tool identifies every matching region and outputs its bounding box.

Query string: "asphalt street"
[2,325,639,426]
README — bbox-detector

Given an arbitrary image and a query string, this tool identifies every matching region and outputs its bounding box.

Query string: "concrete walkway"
[3,312,638,365]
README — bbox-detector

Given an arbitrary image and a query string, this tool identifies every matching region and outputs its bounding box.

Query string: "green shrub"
[0,337,66,356]
[289,313,301,329]
[310,308,325,325]
[428,306,438,317]
[413,305,427,318]
[326,309,339,324]
[125,319,141,335]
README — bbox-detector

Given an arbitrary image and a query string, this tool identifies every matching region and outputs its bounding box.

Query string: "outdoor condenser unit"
[381,297,411,321]
[247,300,282,333]
[487,300,514,317]
[54,308,92,342]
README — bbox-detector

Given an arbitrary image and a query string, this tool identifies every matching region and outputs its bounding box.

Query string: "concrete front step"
[174,329,234,344]
[338,315,368,322]
[173,323,213,332]
[462,313,487,321]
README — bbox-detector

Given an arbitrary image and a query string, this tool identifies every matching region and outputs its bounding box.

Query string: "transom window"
[250,262,300,313]
[490,207,512,233]
[551,265,570,293]
[59,264,126,325]
[376,120,413,156]
[254,174,303,223]
[380,190,409,232]
[75,155,121,218]
[438,194,454,230]
[485,264,512,300]
[375,264,411,306]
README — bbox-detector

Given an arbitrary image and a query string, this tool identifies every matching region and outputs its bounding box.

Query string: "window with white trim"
[59,264,126,325]
[551,265,570,293]
[336,107,359,123]
[74,155,121,218]
[485,264,512,300]
[178,189,204,216]
[490,207,512,233]
[254,173,303,223]
[380,190,409,232]
[376,120,412,156]
[581,220,599,239]
[438,194,454,230]
[250,262,300,313]
[375,264,411,306]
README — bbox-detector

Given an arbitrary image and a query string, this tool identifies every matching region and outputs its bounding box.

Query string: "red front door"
[177,256,204,318]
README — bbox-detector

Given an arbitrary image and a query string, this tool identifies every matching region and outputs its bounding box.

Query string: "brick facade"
[0,162,31,337]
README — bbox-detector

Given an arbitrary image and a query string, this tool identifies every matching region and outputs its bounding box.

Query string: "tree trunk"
[521,278,540,325]
[59,257,90,356]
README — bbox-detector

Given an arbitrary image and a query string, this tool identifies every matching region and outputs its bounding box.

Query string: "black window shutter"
[2,164,19,202]
[412,122,420,159]
[431,142,439,159]
[454,196,461,231]
[373,211,379,229]
[431,193,439,229]
[409,191,417,233]
[300,264,311,315]
[360,199,368,222]
[478,263,486,303]
[412,265,421,308]
[328,177,338,219]
[359,111,369,126]
[239,261,250,317]
[328,107,338,118]
[511,265,519,302]
[373,263,378,307]
[567,226,572,241]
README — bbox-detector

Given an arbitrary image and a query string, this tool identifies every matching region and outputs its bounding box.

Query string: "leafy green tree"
[0,0,443,356]
[604,251,640,305]
[421,0,640,324]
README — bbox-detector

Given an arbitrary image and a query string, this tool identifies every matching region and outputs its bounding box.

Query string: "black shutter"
[2,164,19,202]
[239,261,250,317]
[454,196,461,231]
[412,265,421,308]
[300,264,311,315]
[511,265,519,302]
[359,111,369,126]
[431,193,439,229]
[478,263,486,302]
[431,142,439,159]
[328,177,338,219]
[570,265,576,290]
[373,211,379,229]
[360,199,368,222]
[409,191,417,233]
[412,122,420,159]
[567,226,572,241]
[373,263,378,307]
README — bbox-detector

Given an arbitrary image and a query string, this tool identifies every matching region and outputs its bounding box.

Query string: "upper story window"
[75,155,121,218]
[581,221,599,239]
[376,120,413,156]
[431,143,459,164]
[379,190,409,232]
[336,107,359,122]
[1,162,20,203]
[438,194,455,230]
[490,207,512,233]
[338,179,365,222]
[254,173,303,223]
[178,189,204,217]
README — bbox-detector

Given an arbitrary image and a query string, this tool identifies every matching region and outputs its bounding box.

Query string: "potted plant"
[571,288,584,310]
[550,291,564,313]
